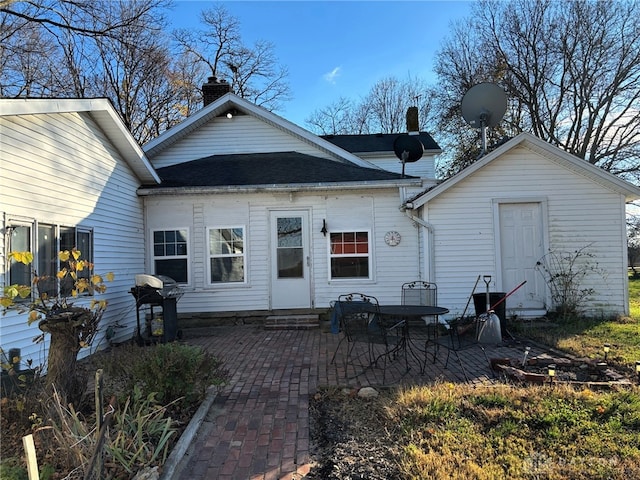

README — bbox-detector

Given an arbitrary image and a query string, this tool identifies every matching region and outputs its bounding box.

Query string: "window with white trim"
[7,220,94,297]
[329,231,371,279]
[153,229,188,283]
[208,227,245,283]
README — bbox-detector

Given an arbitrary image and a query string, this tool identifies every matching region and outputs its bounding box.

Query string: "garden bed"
[491,354,633,387]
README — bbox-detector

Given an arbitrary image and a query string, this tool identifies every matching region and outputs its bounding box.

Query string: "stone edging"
[159,385,219,480]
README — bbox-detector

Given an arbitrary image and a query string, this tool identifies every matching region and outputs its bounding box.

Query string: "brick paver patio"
[172,325,544,479]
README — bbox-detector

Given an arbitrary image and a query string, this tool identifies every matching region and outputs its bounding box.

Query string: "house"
[0,98,160,363]
[140,88,440,319]
[141,81,640,324]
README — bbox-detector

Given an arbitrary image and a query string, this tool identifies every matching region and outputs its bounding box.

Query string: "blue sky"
[168,1,474,126]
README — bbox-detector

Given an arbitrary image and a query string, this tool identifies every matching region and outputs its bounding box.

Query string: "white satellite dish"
[461,83,507,156]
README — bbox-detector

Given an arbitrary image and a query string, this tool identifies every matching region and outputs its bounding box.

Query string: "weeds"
[105,386,178,476]
[535,245,604,319]
[0,342,228,479]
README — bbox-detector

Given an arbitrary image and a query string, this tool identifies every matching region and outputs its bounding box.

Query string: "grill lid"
[135,274,177,289]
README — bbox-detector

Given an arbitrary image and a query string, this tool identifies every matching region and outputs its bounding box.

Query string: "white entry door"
[498,202,546,313]
[270,210,312,309]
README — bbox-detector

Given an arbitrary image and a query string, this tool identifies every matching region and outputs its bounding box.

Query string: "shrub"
[132,343,226,404]
[96,342,228,407]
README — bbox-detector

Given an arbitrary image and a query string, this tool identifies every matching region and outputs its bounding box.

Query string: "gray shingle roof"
[151,151,414,188]
[321,132,440,153]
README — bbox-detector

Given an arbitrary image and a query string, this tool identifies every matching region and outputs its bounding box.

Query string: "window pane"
[77,231,92,262]
[277,248,303,278]
[331,257,369,278]
[76,230,92,282]
[59,227,76,296]
[155,259,188,283]
[9,226,31,286]
[60,227,74,252]
[210,257,244,283]
[37,224,57,298]
[277,217,302,247]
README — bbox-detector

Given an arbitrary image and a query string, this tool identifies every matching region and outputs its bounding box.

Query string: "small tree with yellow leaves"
[1,249,113,402]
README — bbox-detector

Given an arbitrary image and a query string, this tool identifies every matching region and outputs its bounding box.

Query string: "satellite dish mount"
[461,83,507,157]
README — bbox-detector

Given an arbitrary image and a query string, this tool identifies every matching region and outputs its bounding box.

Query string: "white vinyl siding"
[150,115,338,169]
[143,189,420,313]
[0,110,147,364]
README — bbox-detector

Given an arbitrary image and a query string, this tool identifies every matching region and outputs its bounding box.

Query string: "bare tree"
[0,0,162,41]
[434,0,640,179]
[0,0,184,143]
[305,97,357,135]
[305,75,436,135]
[173,4,291,112]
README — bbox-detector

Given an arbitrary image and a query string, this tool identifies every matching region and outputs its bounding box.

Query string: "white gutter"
[138,179,422,196]
[402,205,436,282]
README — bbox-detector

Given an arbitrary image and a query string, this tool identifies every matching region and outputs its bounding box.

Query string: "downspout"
[401,203,436,282]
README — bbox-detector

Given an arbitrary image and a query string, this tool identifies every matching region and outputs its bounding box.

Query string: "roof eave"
[138,178,422,196]
[410,132,640,207]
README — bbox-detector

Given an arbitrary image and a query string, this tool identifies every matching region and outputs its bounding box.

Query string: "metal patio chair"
[330,292,406,384]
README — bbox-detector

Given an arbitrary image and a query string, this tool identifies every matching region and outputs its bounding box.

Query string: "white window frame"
[5,217,94,298]
[328,230,372,280]
[207,226,247,285]
[151,228,190,284]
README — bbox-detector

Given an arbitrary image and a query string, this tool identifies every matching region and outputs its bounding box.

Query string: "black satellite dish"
[393,134,424,177]
[393,134,424,163]
[461,83,507,156]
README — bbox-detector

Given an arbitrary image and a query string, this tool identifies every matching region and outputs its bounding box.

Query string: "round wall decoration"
[384,230,401,246]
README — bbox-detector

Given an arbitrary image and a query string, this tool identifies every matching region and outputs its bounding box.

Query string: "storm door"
[270,210,311,309]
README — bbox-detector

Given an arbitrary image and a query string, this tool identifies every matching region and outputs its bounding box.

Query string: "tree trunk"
[39,308,90,403]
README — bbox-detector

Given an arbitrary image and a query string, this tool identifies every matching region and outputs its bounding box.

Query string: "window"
[208,227,245,283]
[153,229,188,283]
[329,231,370,279]
[7,221,94,298]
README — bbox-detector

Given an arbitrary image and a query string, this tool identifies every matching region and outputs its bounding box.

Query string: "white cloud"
[323,66,341,84]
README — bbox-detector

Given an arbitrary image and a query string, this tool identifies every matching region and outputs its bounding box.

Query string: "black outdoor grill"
[130,274,184,345]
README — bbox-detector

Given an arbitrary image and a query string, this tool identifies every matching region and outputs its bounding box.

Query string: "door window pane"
[277,217,303,278]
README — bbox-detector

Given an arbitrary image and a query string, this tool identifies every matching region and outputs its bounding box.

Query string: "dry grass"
[387,382,640,479]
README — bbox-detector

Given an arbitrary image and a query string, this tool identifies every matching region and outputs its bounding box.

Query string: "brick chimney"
[202,76,231,107]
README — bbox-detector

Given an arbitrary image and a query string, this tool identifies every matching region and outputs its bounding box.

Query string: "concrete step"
[264,314,320,330]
